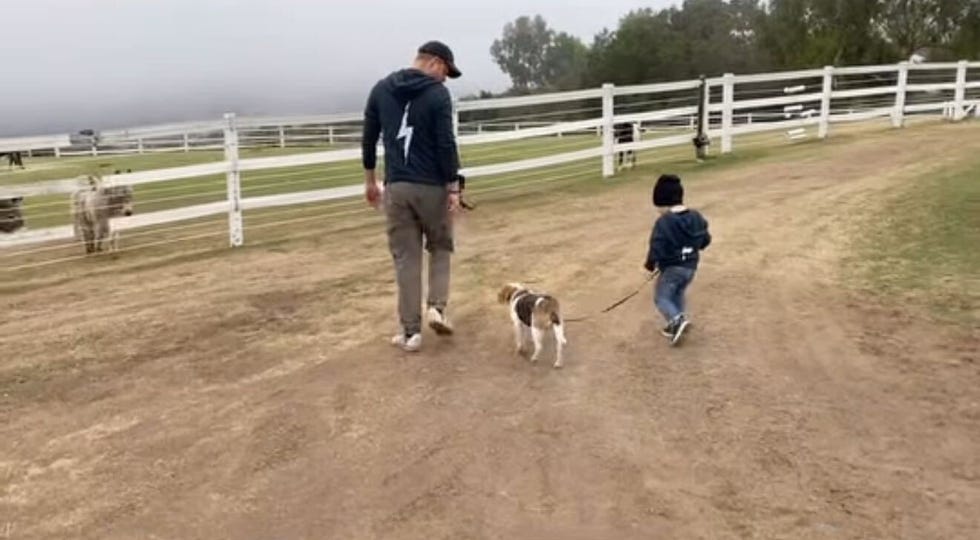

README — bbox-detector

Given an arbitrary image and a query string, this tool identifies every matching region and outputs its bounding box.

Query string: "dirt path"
[2,122,979,539]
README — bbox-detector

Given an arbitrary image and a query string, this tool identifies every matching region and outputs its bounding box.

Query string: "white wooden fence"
[1,60,978,252]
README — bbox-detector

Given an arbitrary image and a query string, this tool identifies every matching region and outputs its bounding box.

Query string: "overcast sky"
[0,0,677,136]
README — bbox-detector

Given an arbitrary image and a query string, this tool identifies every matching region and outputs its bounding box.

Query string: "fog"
[0,0,674,136]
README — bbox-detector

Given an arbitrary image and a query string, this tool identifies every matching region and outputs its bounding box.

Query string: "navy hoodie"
[645,208,712,271]
[361,69,460,186]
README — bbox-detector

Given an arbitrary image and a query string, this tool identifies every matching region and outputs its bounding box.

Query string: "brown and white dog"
[497,283,568,368]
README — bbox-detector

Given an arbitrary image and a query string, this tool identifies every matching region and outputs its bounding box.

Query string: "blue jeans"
[654,265,696,323]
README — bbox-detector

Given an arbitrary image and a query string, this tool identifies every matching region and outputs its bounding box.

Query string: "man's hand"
[365,170,381,208]
[448,191,461,213]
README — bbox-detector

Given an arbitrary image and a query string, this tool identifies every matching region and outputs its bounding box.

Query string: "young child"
[644,174,711,346]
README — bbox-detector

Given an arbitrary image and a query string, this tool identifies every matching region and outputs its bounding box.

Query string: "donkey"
[71,175,134,253]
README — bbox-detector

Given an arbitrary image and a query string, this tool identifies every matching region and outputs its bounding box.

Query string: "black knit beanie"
[653,174,683,207]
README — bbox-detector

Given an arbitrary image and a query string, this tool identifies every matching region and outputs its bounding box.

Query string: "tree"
[585,8,679,85]
[490,15,555,91]
[670,0,771,76]
[585,1,771,86]
[760,0,890,67]
[490,15,591,92]
[950,2,980,57]
[880,0,980,57]
[487,1,978,96]
[544,32,589,90]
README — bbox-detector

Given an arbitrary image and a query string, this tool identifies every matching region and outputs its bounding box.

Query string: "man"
[362,40,464,352]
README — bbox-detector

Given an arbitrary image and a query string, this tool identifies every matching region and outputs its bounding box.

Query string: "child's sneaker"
[660,322,675,338]
[391,333,422,352]
[670,316,690,347]
[427,306,453,336]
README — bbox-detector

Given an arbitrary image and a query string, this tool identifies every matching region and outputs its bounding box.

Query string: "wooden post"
[721,73,735,154]
[954,60,968,121]
[601,83,615,177]
[693,75,710,160]
[223,113,244,247]
[818,66,834,138]
[893,61,909,128]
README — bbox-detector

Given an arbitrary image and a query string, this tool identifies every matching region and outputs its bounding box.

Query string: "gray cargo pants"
[383,181,453,335]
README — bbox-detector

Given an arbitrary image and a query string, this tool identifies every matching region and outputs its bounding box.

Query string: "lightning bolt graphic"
[396,102,413,163]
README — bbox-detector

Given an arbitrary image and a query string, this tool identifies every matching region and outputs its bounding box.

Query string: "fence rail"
[2,60,978,254]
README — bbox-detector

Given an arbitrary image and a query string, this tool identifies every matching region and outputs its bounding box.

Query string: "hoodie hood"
[384,68,442,100]
[671,209,710,244]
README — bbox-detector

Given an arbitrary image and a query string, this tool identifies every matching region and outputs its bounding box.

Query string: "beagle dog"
[497,283,567,368]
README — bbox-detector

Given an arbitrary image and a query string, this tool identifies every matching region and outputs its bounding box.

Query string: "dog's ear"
[498,284,518,304]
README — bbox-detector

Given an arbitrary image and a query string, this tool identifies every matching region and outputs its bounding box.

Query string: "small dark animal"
[613,122,636,170]
[0,151,25,170]
[0,196,25,233]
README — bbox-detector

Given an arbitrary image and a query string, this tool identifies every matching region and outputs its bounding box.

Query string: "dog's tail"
[535,297,566,339]
[538,296,568,345]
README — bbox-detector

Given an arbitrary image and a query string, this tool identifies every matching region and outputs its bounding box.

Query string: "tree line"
[486,0,980,96]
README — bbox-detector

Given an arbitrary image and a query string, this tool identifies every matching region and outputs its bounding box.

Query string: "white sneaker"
[670,318,690,347]
[426,307,453,336]
[391,333,422,352]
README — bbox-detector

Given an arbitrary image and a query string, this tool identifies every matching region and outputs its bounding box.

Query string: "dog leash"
[562,270,659,323]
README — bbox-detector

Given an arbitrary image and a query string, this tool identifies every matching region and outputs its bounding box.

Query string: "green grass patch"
[848,155,980,325]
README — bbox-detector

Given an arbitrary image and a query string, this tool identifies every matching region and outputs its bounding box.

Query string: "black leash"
[563,270,659,323]
[455,169,652,323]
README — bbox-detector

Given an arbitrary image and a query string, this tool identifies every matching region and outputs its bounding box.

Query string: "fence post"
[452,96,460,138]
[54,146,61,158]
[182,133,190,152]
[137,138,145,154]
[954,60,968,121]
[893,61,909,128]
[818,66,834,138]
[721,73,735,154]
[328,126,335,145]
[601,83,615,178]
[693,75,710,160]
[223,113,244,247]
[278,126,286,148]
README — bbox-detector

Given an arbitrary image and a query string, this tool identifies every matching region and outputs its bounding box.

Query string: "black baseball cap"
[418,40,462,79]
